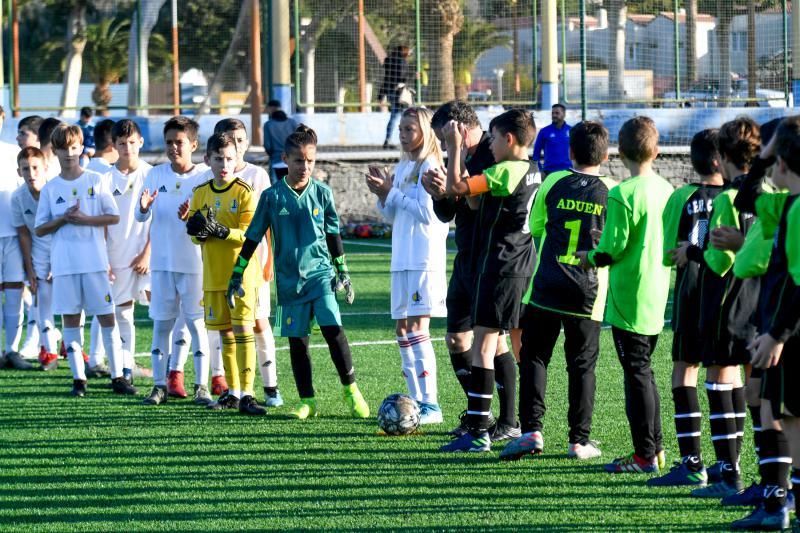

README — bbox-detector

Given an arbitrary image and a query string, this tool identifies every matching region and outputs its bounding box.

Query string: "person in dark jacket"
[379,45,412,149]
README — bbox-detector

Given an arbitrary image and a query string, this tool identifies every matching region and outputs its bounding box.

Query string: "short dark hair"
[17,146,45,166]
[80,106,93,118]
[431,100,480,130]
[111,119,142,141]
[618,116,659,163]
[93,119,115,152]
[552,103,566,112]
[569,121,608,166]
[267,99,281,108]
[206,131,236,155]
[689,129,720,177]
[284,124,318,155]
[18,115,43,135]
[718,116,761,171]
[214,118,247,134]
[775,116,800,176]
[488,108,536,147]
[163,116,199,142]
[38,117,64,148]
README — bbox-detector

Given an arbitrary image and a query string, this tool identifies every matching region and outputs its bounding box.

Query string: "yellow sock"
[235,333,256,396]
[221,335,240,392]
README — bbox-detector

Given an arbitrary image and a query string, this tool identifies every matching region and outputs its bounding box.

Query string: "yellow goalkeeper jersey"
[189,177,262,292]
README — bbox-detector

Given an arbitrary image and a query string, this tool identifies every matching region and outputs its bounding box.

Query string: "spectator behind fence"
[77,106,95,165]
[378,45,412,150]
[532,104,571,177]
[263,99,298,184]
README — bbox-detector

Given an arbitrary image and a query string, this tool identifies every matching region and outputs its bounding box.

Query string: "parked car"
[662,79,787,108]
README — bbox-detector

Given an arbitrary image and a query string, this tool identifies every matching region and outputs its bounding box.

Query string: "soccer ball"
[377,393,420,435]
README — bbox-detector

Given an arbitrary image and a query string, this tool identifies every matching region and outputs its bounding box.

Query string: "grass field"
[0,241,760,531]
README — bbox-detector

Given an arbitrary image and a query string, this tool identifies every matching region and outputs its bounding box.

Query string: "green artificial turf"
[0,241,759,531]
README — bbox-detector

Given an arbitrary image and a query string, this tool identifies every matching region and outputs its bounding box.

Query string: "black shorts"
[472,274,529,331]
[672,331,703,364]
[446,259,474,334]
[761,336,800,419]
[701,335,753,367]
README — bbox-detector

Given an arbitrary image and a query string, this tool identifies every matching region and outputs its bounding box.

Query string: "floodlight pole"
[358,0,367,112]
[171,0,179,116]
[11,0,18,116]
[250,0,263,146]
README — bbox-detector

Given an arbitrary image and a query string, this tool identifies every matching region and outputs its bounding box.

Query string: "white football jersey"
[11,184,51,276]
[35,170,118,276]
[0,141,22,238]
[136,163,206,274]
[104,161,153,269]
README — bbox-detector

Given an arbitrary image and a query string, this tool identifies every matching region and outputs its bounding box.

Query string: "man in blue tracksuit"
[532,103,571,178]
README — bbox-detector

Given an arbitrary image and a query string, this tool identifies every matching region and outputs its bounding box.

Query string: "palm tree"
[452,18,510,100]
[607,0,627,105]
[84,18,130,114]
[421,0,463,103]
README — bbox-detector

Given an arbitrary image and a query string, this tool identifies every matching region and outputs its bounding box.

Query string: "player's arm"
[324,190,354,304]
[385,162,439,225]
[734,156,772,214]
[16,225,36,292]
[581,193,629,268]
[532,131,545,172]
[35,194,68,237]
[703,193,739,276]
[228,191,271,307]
[443,121,471,198]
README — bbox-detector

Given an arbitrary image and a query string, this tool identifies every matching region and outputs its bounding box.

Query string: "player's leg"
[143,271,179,405]
[231,284,265,415]
[444,260,474,402]
[287,335,318,419]
[491,332,520,442]
[605,327,661,473]
[203,291,239,410]
[407,314,441,423]
[115,301,136,381]
[19,286,40,358]
[255,282,281,406]
[89,272,136,395]
[693,364,743,496]
[392,272,420,401]
[208,329,226,396]
[35,277,59,370]
[87,316,107,376]
[167,315,190,397]
[315,293,368,419]
[52,274,86,393]
[563,315,602,459]
[2,281,27,366]
[178,273,211,402]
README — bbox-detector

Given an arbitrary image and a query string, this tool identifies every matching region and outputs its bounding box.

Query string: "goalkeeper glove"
[331,255,354,305]
[226,255,248,308]
[186,210,210,241]
[205,208,231,240]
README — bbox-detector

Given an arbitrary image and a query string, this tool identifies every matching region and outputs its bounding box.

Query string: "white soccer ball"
[377,393,420,435]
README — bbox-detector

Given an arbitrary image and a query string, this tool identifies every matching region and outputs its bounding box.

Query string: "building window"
[732,31,747,52]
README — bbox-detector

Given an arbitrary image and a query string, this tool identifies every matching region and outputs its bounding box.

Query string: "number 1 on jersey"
[557,219,582,266]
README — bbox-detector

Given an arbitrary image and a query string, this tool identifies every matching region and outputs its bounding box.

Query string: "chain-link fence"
[3,1,794,119]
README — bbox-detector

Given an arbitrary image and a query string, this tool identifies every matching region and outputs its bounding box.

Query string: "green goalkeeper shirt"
[588,173,673,335]
[245,179,339,305]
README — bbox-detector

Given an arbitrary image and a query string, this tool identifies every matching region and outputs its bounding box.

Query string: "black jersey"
[432,132,495,275]
[473,159,539,278]
[662,183,726,334]
[524,170,615,320]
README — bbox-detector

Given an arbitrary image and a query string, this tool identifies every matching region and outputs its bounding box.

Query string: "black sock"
[791,468,800,514]
[748,404,762,459]
[494,352,517,427]
[706,382,739,483]
[320,325,356,386]
[467,366,494,433]
[732,386,746,457]
[759,429,790,513]
[517,359,536,433]
[672,386,702,466]
[449,350,471,397]
[288,336,314,398]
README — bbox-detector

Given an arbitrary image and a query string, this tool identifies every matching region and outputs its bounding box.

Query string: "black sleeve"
[768,279,800,343]
[432,197,457,224]
[734,157,773,214]
[325,232,344,259]
[592,252,613,267]
[686,245,705,263]
[239,238,259,262]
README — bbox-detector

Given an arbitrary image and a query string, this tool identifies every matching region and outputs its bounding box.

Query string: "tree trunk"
[127,0,167,115]
[747,0,757,100]
[422,0,463,103]
[59,3,87,117]
[687,0,698,84]
[92,82,113,115]
[716,1,733,107]
[607,0,626,105]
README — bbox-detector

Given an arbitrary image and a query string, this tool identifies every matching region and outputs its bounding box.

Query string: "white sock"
[397,335,420,401]
[101,325,123,379]
[184,317,209,386]
[256,328,277,388]
[115,305,135,371]
[79,311,86,346]
[37,280,57,353]
[408,330,438,405]
[63,326,85,380]
[2,288,23,353]
[151,319,174,386]
[169,318,190,372]
[22,298,39,351]
[230,389,241,399]
[208,329,224,377]
[89,316,104,366]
